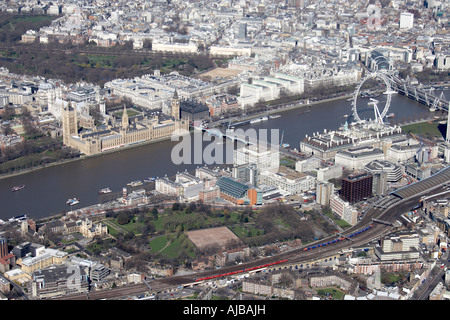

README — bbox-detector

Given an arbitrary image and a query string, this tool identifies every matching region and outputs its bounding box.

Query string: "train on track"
[194,259,288,282]
[304,225,373,251]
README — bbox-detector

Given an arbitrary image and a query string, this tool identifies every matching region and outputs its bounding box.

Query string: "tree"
[151,207,158,220]
[172,202,181,211]
[2,123,15,135]
[117,212,131,225]
[89,105,104,125]
[1,105,13,121]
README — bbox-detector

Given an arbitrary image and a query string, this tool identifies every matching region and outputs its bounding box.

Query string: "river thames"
[0,91,439,220]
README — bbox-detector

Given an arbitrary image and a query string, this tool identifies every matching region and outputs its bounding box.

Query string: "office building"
[372,172,388,196]
[300,121,403,161]
[341,171,373,203]
[258,166,316,195]
[199,186,221,203]
[317,165,343,182]
[364,160,403,182]
[238,23,247,40]
[233,163,258,187]
[215,176,261,205]
[180,99,210,122]
[175,171,205,200]
[330,194,358,225]
[295,157,321,173]
[234,145,280,173]
[20,248,68,274]
[29,265,89,299]
[335,147,384,170]
[90,264,110,282]
[375,233,421,261]
[12,242,45,259]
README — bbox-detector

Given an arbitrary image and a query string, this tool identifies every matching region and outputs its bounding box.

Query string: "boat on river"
[98,188,112,194]
[12,185,25,192]
[127,180,143,187]
[66,198,80,206]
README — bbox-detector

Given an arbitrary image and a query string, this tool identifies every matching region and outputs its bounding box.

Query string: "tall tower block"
[62,102,78,146]
[446,109,450,145]
[171,90,180,120]
[0,237,8,259]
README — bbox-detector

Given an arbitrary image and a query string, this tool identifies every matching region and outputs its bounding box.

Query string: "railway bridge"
[388,74,449,111]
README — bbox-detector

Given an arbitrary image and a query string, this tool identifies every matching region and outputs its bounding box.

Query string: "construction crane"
[411,132,432,162]
[411,132,424,158]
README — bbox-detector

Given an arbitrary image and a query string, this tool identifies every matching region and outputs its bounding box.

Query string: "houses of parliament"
[62,91,189,156]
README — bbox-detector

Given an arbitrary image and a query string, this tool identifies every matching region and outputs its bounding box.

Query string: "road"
[54,178,449,300]
[413,246,449,300]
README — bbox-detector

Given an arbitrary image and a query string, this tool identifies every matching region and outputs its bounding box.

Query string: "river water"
[0,92,438,220]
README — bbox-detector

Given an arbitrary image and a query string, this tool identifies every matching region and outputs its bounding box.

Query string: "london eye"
[351,71,393,123]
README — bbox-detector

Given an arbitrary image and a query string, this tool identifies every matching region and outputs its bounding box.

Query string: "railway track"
[55,185,448,300]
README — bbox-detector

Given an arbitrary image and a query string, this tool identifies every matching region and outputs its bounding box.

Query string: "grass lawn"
[401,122,444,139]
[149,235,169,253]
[280,157,296,169]
[316,287,345,300]
[230,224,262,238]
[102,220,122,238]
[149,234,196,258]
[113,108,140,118]
[381,272,406,285]
[335,219,352,229]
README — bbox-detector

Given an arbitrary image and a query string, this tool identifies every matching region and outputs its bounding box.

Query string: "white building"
[122,188,148,205]
[175,171,204,200]
[444,146,450,164]
[386,144,419,163]
[152,42,198,54]
[335,146,385,171]
[317,165,343,182]
[295,157,321,173]
[375,233,421,261]
[155,177,183,198]
[156,172,204,200]
[239,73,304,107]
[435,53,450,71]
[209,46,252,57]
[399,12,414,29]
[258,166,316,195]
[234,145,280,173]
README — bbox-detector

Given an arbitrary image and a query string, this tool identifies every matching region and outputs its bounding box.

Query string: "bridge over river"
[389,74,449,112]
